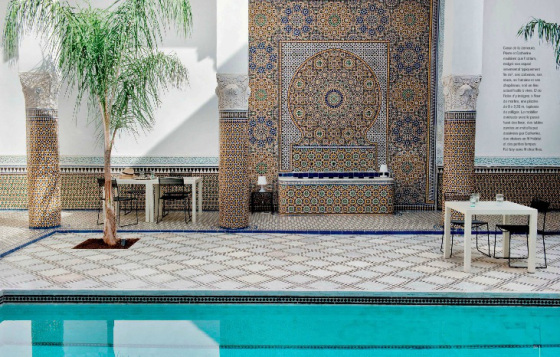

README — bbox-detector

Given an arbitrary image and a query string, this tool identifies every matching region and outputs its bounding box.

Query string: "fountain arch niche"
[283,46,386,173]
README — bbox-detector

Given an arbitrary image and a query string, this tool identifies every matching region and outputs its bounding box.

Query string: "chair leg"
[187,196,189,223]
[97,201,103,225]
[541,234,547,269]
[156,199,161,224]
[475,224,491,257]
[117,201,121,227]
[508,235,512,268]
[508,233,530,268]
[494,231,497,258]
[440,228,455,257]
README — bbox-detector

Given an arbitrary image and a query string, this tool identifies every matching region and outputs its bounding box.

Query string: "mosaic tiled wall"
[26,109,61,228]
[249,0,439,209]
[279,180,394,214]
[219,111,250,228]
[1,169,558,212]
[0,171,219,211]
[436,169,560,210]
[442,111,476,200]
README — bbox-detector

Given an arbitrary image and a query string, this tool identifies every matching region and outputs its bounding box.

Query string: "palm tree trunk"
[103,145,118,246]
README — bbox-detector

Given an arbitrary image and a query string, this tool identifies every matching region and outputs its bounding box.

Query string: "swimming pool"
[1,297,559,356]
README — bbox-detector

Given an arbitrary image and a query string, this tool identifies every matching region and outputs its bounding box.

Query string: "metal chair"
[495,198,550,268]
[156,177,191,224]
[96,178,138,227]
[440,192,491,257]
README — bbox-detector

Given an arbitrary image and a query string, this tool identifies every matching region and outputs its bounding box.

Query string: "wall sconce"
[379,164,389,177]
[257,176,268,192]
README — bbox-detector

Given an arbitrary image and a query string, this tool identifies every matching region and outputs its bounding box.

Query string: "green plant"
[518,18,560,66]
[3,0,192,245]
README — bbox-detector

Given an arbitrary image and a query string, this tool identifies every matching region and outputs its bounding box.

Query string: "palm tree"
[2,0,192,246]
[518,18,560,66]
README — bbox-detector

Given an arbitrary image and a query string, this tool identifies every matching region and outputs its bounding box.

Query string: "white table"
[115,177,203,223]
[443,200,538,273]
[183,177,203,223]
[116,178,159,222]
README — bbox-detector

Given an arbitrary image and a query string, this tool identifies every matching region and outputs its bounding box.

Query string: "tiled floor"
[3,209,558,257]
[0,209,558,293]
[0,210,558,294]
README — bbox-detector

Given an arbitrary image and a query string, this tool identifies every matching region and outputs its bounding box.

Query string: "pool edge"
[1,289,559,306]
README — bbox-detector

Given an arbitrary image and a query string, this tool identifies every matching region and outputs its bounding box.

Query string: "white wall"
[0,0,249,161]
[476,0,560,161]
[443,0,484,76]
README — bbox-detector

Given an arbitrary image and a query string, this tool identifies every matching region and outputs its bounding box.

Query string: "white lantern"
[257,176,268,192]
[379,164,389,177]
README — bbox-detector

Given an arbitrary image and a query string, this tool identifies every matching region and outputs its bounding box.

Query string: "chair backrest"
[97,178,117,187]
[158,177,184,186]
[530,198,550,231]
[530,198,550,213]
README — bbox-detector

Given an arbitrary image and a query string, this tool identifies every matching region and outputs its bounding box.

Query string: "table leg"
[198,181,203,214]
[464,213,472,273]
[155,184,161,221]
[502,215,510,258]
[145,184,153,223]
[528,211,537,273]
[443,205,452,258]
[191,182,197,223]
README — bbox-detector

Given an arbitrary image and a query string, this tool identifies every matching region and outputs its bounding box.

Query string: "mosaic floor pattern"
[0,230,558,292]
[0,210,558,294]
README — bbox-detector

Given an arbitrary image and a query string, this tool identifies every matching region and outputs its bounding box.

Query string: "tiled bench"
[278,173,394,214]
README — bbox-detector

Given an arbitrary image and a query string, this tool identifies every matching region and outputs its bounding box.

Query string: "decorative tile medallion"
[280,42,389,172]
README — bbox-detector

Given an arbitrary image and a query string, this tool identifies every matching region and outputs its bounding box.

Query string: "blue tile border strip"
[0,231,57,259]
[3,228,560,259]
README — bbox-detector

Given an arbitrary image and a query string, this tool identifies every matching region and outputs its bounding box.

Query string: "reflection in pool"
[1,303,559,356]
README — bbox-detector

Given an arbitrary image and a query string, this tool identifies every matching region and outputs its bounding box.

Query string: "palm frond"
[109,0,192,51]
[2,0,73,62]
[518,18,560,66]
[110,50,188,136]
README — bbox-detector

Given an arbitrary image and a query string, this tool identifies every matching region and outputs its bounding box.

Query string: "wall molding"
[437,166,560,174]
[0,155,219,169]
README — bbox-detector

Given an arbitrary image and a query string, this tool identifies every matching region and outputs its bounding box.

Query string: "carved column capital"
[216,74,250,111]
[19,71,61,109]
[443,75,482,112]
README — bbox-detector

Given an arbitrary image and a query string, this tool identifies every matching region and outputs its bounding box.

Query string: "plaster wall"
[442,0,484,76]
[476,0,560,163]
[0,0,248,162]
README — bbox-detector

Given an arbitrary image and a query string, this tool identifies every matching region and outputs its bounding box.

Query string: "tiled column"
[20,72,61,228]
[442,75,482,220]
[216,74,251,229]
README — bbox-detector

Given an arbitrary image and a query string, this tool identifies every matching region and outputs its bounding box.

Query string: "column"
[442,75,482,213]
[216,74,250,229]
[20,72,61,228]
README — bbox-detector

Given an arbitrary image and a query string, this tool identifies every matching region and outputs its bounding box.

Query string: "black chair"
[495,198,550,268]
[156,177,191,224]
[441,192,491,257]
[96,178,138,227]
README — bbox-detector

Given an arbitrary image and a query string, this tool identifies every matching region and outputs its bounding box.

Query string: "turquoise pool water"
[1,303,559,356]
